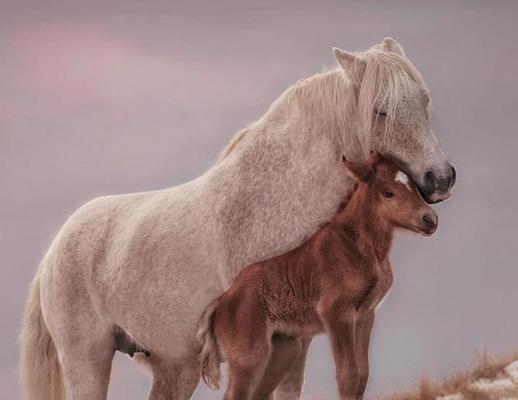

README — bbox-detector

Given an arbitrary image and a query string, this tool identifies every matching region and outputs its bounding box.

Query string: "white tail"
[196,299,221,390]
[19,272,64,400]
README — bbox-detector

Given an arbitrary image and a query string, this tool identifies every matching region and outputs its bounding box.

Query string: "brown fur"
[197,154,438,400]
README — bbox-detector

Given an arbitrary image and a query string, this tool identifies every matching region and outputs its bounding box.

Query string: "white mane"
[357,49,430,147]
[217,47,429,163]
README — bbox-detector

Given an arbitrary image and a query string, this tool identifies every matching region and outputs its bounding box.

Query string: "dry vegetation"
[380,352,518,400]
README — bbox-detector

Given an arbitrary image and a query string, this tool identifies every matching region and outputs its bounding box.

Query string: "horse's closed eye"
[375,110,387,117]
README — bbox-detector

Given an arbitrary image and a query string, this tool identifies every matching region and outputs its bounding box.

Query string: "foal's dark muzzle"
[419,164,456,204]
[420,212,438,235]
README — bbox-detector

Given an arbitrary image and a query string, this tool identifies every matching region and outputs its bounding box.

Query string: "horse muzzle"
[418,163,456,204]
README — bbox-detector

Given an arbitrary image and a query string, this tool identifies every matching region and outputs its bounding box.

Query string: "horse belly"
[103,252,223,359]
[88,186,225,360]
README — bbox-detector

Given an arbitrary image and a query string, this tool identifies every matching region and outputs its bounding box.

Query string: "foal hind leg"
[223,333,271,400]
[225,356,269,400]
[252,335,302,400]
[273,337,312,400]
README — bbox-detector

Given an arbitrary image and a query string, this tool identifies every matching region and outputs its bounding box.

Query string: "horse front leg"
[323,308,360,400]
[147,357,200,400]
[355,311,374,399]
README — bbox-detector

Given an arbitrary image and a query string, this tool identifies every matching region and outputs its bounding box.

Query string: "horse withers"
[198,153,438,400]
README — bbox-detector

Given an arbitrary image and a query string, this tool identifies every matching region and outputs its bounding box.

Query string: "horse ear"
[342,156,373,182]
[333,47,366,85]
[382,37,405,56]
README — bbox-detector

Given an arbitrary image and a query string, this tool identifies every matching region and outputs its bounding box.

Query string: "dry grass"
[380,351,518,400]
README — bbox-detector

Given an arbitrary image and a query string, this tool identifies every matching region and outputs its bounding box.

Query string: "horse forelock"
[357,49,429,149]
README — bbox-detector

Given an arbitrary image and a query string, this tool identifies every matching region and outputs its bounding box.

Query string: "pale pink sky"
[2,1,518,399]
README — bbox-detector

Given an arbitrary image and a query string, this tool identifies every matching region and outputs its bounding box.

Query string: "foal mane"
[216,45,429,163]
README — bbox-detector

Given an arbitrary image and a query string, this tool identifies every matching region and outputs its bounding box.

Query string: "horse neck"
[333,187,394,261]
[206,69,368,275]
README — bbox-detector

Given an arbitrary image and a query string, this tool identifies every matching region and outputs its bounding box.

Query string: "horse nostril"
[424,170,438,191]
[449,165,456,188]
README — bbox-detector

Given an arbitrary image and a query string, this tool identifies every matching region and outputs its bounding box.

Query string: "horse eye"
[376,110,387,117]
[383,191,394,198]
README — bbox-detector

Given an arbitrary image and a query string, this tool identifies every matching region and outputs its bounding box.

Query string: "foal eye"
[383,191,394,198]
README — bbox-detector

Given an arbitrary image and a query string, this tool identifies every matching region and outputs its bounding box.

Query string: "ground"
[381,353,518,400]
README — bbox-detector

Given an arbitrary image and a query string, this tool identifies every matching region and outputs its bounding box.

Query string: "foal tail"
[19,272,64,400]
[196,299,222,390]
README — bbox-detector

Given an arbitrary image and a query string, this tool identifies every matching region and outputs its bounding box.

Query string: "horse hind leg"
[52,324,116,400]
[42,277,117,399]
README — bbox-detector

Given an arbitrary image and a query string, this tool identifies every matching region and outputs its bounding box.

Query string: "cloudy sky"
[2,1,518,399]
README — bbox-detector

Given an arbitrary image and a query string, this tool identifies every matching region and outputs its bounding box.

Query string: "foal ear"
[333,47,366,85]
[368,150,382,166]
[382,37,406,56]
[342,156,373,182]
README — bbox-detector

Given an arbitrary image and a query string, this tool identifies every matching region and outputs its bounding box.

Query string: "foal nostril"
[422,213,437,230]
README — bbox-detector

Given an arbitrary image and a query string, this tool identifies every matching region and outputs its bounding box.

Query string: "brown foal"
[197,153,438,400]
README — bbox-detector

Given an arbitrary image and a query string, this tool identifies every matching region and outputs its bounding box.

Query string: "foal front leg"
[355,311,374,399]
[323,308,360,400]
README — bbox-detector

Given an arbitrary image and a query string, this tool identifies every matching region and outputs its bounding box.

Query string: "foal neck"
[333,186,394,261]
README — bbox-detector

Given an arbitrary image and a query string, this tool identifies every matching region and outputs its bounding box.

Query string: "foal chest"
[361,260,394,312]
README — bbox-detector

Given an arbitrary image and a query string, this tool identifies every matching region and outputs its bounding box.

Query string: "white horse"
[20,38,455,400]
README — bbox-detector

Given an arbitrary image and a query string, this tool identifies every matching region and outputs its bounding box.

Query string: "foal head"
[343,153,438,235]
